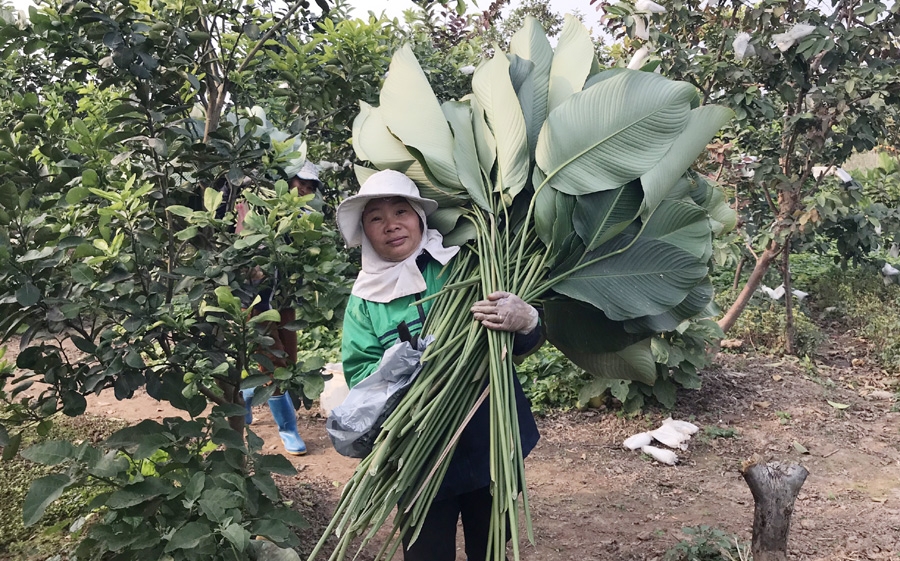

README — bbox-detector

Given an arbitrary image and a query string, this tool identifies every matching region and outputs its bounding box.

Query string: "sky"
[9,0,605,30]
[349,0,604,28]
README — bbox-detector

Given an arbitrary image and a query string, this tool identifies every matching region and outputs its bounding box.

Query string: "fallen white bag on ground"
[649,423,691,450]
[623,432,653,451]
[642,445,678,465]
[662,417,699,436]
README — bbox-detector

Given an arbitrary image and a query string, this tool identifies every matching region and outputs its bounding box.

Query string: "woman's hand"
[471,291,539,334]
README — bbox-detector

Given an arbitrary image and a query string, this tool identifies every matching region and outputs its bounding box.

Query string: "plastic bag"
[326,335,433,458]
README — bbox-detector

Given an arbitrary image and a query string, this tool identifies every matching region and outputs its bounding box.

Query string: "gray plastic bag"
[326,335,433,458]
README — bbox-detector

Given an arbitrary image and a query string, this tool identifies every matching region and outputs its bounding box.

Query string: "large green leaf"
[573,180,644,252]
[472,51,530,201]
[689,173,737,235]
[641,198,713,262]
[23,474,73,527]
[164,521,211,552]
[509,16,553,159]
[537,70,697,196]
[533,169,554,246]
[429,207,466,235]
[352,101,415,169]
[544,297,645,353]
[555,337,657,384]
[442,101,491,212]
[624,278,715,333]
[547,15,595,113]
[465,93,496,180]
[640,105,733,215]
[21,440,75,465]
[379,45,463,192]
[552,234,709,321]
[551,190,576,255]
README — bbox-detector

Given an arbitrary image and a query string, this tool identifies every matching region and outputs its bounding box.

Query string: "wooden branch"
[741,459,809,561]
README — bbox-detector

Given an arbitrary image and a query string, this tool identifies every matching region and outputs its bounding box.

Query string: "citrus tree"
[601,0,900,351]
[0,0,352,555]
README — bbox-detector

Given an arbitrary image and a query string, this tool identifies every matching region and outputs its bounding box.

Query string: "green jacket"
[341,259,451,387]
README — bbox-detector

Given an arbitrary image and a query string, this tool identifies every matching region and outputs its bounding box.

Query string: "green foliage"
[809,266,900,372]
[18,410,305,560]
[517,346,591,414]
[718,290,823,357]
[665,525,749,561]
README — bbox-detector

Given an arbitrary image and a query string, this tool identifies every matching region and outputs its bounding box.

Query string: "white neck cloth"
[351,201,459,303]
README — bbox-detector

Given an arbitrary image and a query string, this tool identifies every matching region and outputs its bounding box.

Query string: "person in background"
[235,161,323,456]
[336,169,542,560]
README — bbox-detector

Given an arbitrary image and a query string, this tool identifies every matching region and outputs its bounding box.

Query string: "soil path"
[6,331,900,560]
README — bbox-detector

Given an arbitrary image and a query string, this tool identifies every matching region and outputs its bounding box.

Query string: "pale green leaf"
[827,400,850,410]
[537,70,696,196]
[249,309,281,324]
[429,206,466,235]
[472,52,530,200]
[509,16,553,159]
[379,45,463,191]
[352,101,415,169]
[442,220,477,246]
[640,105,733,215]
[203,187,223,214]
[466,94,496,180]
[552,234,709,321]
[442,101,491,212]
[547,15,595,112]
[353,164,378,187]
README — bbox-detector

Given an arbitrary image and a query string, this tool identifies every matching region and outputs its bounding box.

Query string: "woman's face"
[362,197,423,262]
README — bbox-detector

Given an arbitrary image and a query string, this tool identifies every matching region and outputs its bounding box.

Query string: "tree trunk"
[781,239,796,355]
[732,256,745,292]
[718,245,779,333]
[741,460,809,561]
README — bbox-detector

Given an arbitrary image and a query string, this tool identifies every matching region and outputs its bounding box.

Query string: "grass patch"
[0,415,125,560]
[808,265,900,372]
[665,525,750,561]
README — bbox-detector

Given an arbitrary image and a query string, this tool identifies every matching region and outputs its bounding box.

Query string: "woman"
[336,169,542,561]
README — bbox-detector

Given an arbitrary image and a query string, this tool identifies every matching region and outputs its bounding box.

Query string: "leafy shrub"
[665,525,749,561]
[517,347,591,414]
[18,408,306,560]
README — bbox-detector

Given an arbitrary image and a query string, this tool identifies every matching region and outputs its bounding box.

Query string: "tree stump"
[741,459,809,561]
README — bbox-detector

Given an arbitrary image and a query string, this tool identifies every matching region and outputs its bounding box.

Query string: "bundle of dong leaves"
[309,15,736,561]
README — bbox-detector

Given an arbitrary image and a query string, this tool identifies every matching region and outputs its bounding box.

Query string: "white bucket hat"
[336,170,438,247]
[295,160,321,184]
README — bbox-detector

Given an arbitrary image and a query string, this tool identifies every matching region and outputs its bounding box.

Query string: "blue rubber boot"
[267,393,307,456]
[240,387,255,425]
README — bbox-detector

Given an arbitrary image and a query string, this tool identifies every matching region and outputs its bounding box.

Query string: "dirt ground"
[6,328,900,560]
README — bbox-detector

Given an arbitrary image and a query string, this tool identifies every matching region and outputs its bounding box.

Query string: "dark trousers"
[403,486,508,561]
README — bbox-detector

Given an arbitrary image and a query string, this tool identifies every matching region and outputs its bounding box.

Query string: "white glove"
[470,291,539,334]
